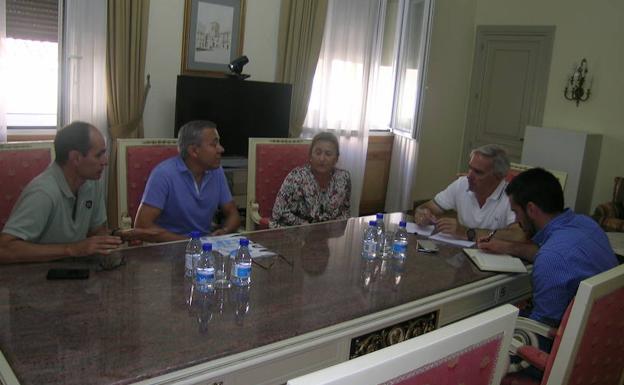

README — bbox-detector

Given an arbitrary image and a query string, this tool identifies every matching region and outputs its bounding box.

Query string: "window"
[305,0,433,138]
[2,0,61,133]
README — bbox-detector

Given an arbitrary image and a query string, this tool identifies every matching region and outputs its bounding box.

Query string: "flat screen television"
[174,75,292,159]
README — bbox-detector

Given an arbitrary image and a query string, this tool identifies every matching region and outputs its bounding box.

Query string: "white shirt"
[433,176,515,230]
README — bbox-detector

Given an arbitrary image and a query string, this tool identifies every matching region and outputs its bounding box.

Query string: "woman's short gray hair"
[178,120,217,159]
[470,144,510,178]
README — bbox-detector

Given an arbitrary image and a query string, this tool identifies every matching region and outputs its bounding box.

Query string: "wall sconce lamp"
[564,58,592,107]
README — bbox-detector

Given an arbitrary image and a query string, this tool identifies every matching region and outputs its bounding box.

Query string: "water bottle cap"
[189,230,201,238]
[202,242,212,251]
[376,213,384,219]
[239,238,249,246]
[399,221,406,227]
[369,220,377,226]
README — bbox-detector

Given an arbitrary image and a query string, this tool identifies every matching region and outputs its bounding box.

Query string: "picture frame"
[181,0,246,76]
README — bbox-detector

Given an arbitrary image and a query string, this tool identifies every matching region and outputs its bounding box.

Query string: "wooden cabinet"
[359,134,394,215]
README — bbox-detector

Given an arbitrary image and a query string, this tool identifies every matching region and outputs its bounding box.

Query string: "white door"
[462,26,554,163]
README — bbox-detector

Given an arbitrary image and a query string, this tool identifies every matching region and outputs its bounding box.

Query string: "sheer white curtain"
[303,0,383,217]
[62,0,108,192]
[0,0,7,142]
[61,0,107,137]
[385,134,419,212]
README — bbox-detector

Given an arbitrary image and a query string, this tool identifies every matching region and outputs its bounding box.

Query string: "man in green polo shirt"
[0,121,152,264]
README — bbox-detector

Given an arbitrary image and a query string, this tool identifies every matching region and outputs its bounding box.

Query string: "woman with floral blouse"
[270,132,351,228]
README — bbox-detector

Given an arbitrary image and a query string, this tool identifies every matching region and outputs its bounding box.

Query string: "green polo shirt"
[2,163,107,244]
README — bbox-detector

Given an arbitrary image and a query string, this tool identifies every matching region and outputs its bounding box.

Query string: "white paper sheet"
[607,232,624,256]
[429,232,475,248]
[200,234,275,259]
[406,222,435,236]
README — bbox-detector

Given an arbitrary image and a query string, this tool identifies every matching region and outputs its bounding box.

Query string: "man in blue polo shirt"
[481,167,617,327]
[134,120,240,242]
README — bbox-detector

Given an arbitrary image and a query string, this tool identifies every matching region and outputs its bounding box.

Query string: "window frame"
[385,0,434,140]
[4,0,64,138]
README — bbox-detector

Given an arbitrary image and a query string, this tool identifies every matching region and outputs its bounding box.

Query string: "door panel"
[463,26,554,163]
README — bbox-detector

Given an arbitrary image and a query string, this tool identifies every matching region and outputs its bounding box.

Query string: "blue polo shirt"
[141,156,233,235]
[530,209,617,326]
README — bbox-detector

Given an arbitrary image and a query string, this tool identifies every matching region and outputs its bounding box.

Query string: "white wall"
[412,0,477,201]
[413,0,624,213]
[143,0,281,139]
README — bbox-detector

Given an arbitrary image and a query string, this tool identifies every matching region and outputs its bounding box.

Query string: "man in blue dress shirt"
[134,120,241,242]
[491,168,617,326]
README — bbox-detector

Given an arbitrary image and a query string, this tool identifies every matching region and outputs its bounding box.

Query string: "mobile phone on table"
[417,240,439,253]
[46,268,90,280]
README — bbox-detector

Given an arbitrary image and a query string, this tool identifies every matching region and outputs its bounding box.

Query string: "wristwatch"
[466,228,476,242]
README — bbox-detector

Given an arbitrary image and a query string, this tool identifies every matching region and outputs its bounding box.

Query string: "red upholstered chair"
[116,139,179,227]
[0,141,54,230]
[502,263,624,385]
[245,138,311,231]
[287,304,518,385]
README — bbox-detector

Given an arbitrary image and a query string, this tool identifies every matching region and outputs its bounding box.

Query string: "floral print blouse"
[270,164,351,228]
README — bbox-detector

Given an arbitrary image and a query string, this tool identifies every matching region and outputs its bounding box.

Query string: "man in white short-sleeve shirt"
[414,144,522,242]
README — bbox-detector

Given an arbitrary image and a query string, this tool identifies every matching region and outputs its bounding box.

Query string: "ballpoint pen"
[484,230,497,242]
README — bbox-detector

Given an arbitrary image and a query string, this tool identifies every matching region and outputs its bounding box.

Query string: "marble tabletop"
[0,214,502,385]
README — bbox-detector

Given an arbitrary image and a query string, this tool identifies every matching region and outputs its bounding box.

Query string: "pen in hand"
[483,230,497,242]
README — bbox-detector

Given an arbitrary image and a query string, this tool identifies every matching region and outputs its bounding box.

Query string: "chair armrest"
[593,201,624,229]
[515,345,549,372]
[249,202,270,228]
[514,317,556,338]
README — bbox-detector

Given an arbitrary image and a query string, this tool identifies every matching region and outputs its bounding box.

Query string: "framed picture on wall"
[181,0,246,76]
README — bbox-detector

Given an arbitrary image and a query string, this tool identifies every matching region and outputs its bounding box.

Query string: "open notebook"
[463,248,527,273]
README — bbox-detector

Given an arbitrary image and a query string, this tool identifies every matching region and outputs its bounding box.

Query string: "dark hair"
[310,132,340,156]
[178,120,217,159]
[505,168,564,214]
[54,121,95,165]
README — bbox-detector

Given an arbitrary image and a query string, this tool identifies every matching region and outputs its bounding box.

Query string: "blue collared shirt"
[141,156,233,235]
[530,209,617,326]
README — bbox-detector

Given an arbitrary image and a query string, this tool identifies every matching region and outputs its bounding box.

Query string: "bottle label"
[234,263,251,279]
[196,267,215,284]
[393,241,407,254]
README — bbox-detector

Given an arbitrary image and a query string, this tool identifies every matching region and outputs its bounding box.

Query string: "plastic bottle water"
[185,231,202,278]
[231,238,252,286]
[195,243,215,293]
[361,220,379,260]
[392,221,409,259]
[375,213,387,256]
[375,213,385,234]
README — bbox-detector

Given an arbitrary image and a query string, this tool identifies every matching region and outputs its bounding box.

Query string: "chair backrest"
[116,138,178,226]
[246,138,311,230]
[0,141,54,230]
[507,162,568,190]
[287,304,518,385]
[544,263,624,385]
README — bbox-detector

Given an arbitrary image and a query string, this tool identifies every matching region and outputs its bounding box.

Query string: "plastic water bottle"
[185,231,202,278]
[361,220,379,260]
[195,243,215,293]
[375,213,387,256]
[375,213,385,234]
[392,221,409,259]
[231,238,252,286]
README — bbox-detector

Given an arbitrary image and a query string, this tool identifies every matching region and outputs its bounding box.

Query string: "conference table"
[0,213,531,385]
